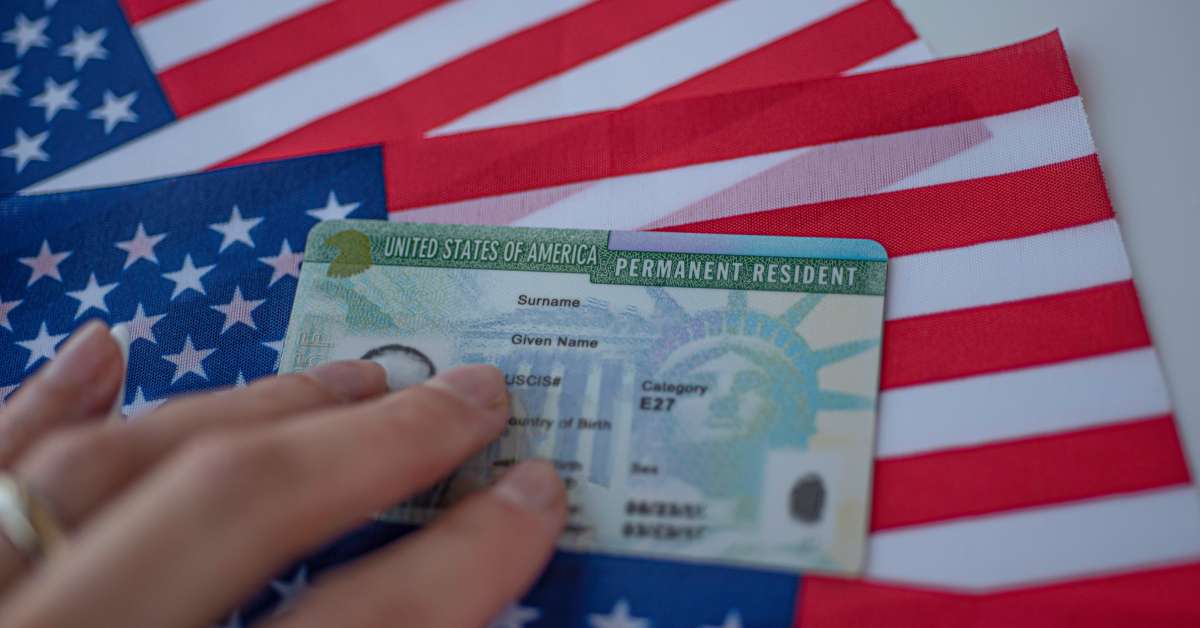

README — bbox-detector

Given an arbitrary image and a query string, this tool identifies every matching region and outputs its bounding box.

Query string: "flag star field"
[0,148,387,411]
[1,0,172,192]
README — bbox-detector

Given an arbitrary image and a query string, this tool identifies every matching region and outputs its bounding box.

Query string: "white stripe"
[880,96,1095,193]
[843,39,933,75]
[26,0,587,194]
[512,148,806,229]
[876,348,1172,458]
[438,97,1091,230]
[391,182,595,225]
[885,219,1132,321]
[866,486,1200,590]
[429,0,857,136]
[136,0,333,71]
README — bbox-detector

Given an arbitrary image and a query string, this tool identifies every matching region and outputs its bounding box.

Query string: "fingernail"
[43,321,114,390]
[305,360,388,401]
[107,324,130,421]
[367,346,438,392]
[493,460,564,512]
[425,364,507,411]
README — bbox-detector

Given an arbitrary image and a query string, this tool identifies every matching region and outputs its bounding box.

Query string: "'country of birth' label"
[280,220,887,575]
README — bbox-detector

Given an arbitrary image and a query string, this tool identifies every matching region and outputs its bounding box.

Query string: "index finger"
[0,364,511,628]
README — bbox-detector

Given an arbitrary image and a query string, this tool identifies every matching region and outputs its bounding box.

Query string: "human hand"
[0,321,566,627]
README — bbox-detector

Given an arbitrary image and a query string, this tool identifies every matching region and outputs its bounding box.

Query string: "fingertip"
[424,364,508,411]
[492,459,567,519]
[42,320,123,400]
[304,360,389,402]
[0,321,122,465]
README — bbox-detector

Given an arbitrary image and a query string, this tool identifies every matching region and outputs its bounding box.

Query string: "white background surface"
[895,0,1200,480]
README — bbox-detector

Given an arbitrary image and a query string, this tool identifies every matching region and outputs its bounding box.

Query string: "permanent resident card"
[280,220,887,574]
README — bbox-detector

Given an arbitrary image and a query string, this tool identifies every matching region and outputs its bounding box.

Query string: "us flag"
[4,0,927,194]
[1,0,1197,627]
[377,32,1200,626]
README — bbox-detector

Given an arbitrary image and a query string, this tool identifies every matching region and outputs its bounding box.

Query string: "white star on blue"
[0,147,385,422]
[1,0,173,193]
[269,566,308,616]
[589,599,650,628]
[490,603,541,628]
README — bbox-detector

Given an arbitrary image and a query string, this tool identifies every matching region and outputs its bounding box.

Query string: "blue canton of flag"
[0,146,386,412]
[235,522,800,628]
[526,551,798,628]
[1,0,173,193]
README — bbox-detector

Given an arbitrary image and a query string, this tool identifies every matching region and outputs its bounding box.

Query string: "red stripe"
[797,562,1200,628]
[217,0,724,169]
[664,156,1113,256]
[882,281,1151,390]
[645,0,918,103]
[381,33,1077,210]
[118,0,190,23]
[871,415,1191,531]
[158,0,449,117]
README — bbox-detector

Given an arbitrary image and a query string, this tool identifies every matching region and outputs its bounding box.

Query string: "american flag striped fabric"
[377,33,1200,625]
[9,0,928,194]
[1,0,1195,625]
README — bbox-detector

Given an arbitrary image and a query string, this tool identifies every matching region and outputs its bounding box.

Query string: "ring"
[0,473,64,560]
